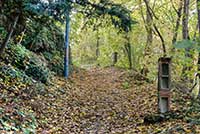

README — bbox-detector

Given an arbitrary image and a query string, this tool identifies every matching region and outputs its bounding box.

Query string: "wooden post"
[158,57,171,113]
[112,52,118,66]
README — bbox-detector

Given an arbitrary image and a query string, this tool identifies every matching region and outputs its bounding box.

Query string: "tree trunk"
[124,34,132,69]
[182,0,190,40]
[0,15,19,57]
[145,0,153,56]
[112,52,118,66]
[141,0,153,76]
[182,0,191,78]
[96,28,100,59]
[197,0,200,80]
[197,0,200,39]
[172,0,183,46]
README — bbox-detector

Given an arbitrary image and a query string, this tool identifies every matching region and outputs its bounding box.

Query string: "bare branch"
[172,0,183,45]
[170,0,178,13]
[143,0,166,56]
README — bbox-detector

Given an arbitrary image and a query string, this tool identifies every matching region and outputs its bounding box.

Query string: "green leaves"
[24,3,45,16]
[108,4,136,32]
[122,81,130,89]
[173,39,200,52]
[26,63,51,84]
[76,0,135,32]
[0,104,37,133]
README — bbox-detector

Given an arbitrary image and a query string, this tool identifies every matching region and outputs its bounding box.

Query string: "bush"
[23,21,64,53]
[0,26,7,42]
[43,51,64,76]
[25,63,50,84]
[0,63,32,85]
[0,106,37,133]
[43,51,53,61]
[0,63,47,96]
[4,44,51,84]
[1,43,29,69]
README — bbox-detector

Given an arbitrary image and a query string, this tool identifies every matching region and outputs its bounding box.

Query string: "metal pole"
[64,11,70,78]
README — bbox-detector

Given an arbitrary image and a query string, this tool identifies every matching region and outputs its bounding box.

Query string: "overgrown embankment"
[0,40,64,133]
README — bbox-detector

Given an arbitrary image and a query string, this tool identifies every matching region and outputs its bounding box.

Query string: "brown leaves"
[36,67,159,133]
[2,66,200,133]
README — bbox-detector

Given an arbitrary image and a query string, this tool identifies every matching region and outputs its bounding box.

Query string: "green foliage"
[122,81,130,89]
[23,20,64,53]
[0,26,7,49]
[26,63,50,84]
[0,64,32,85]
[43,51,64,75]
[174,39,197,49]
[0,26,7,39]
[76,0,135,32]
[0,62,46,95]
[8,44,29,70]
[0,63,44,134]
[0,106,37,133]
[4,44,51,84]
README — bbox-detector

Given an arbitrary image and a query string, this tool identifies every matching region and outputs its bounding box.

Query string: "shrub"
[0,107,37,133]
[0,26,7,42]
[0,63,32,85]
[4,44,51,84]
[23,21,64,53]
[25,63,50,84]
[43,51,53,61]
[43,51,64,76]
[2,43,29,69]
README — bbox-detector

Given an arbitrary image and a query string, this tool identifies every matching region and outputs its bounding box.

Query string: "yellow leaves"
[1,67,198,133]
[196,126,200,133]
[80,111,87,117]
[184,128,192,133]
[137,126,146,132]
[137,118,144,124]
[51,126,63,131]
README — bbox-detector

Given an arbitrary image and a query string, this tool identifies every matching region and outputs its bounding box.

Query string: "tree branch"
[143,0,166,56]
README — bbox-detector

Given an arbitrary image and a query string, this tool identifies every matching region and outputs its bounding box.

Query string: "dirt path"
[35,67,195,134]
[35,67,157,133]
[68,67,158,133]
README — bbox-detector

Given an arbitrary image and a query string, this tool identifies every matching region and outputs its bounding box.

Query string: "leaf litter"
[1,66,200,133]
